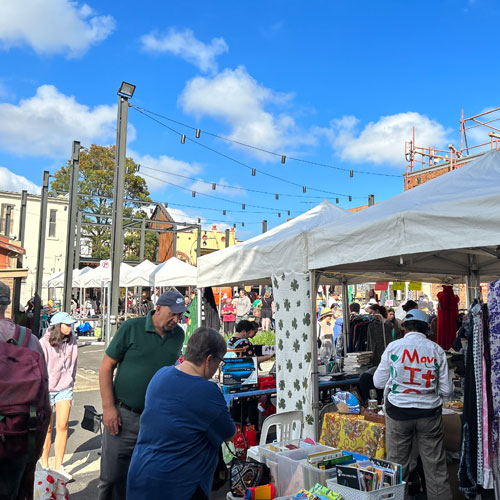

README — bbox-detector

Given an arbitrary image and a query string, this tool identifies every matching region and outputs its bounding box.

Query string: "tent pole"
[310,271,321,441]
[197,288,202,327]
[466,254,480,305]
[124,287,128,319]
[341,278,350,357]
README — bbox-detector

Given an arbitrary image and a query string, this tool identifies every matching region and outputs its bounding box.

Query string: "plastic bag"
[34,466,70,500]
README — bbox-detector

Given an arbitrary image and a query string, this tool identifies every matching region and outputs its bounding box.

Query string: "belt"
[117,400,143,415]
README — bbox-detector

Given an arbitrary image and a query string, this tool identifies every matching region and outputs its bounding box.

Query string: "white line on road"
[81,349,105,353]
[77,373,96,381]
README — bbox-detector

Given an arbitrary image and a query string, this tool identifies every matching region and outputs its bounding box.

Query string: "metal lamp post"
[109,82,135,341]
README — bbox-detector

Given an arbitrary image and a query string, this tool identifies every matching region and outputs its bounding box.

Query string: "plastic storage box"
[326,479,406,500]
[277,444,336,496]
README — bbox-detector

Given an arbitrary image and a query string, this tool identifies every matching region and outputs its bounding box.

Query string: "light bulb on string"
[195,129,201,138]
[181,134,186,144]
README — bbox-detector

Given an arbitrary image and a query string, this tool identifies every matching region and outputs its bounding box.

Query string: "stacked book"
[343,351,373,372]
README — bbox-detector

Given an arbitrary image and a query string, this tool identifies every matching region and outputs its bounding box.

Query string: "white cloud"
[325,112,451,166]
[0,166,40,193]
[178,66,316,160]
[189,177,245,197]
[0,85,123,158]
[141,28,228,74]
[0,0,115,57]
[130,151,202,192]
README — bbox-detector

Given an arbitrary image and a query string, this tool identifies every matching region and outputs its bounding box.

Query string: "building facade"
[0,190,69,306]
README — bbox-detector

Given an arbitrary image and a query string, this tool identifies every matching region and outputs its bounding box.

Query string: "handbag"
[230,458,270,497]
[81,405,102,434]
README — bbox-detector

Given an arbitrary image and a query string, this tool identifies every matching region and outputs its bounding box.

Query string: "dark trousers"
[98,405,141,500]
[223,321,235,335]
[385,411,452,500]
[0,454,35,500]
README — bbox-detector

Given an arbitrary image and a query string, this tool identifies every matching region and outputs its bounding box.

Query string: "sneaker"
[56,466,74,482]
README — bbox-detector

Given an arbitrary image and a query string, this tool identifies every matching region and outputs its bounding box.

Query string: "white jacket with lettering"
[373,331,453,409]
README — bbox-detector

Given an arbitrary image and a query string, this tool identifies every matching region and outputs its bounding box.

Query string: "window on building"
[0,204,15,235]
[49,209,57,237]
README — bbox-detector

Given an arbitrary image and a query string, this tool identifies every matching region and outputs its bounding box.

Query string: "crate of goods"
[277,445,338,497]
[326,479,406,500]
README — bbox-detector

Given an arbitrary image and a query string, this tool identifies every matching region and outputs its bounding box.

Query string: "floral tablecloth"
[319,412,386,458]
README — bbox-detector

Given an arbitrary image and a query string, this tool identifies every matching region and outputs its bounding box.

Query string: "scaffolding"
[404,107,500,190]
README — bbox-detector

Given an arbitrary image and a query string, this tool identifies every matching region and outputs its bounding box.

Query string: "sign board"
[392,281,405,291]
[409,281,422,291]
[100,259,111,282]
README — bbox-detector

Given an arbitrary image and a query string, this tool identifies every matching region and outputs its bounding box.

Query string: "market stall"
[151,256,197,288]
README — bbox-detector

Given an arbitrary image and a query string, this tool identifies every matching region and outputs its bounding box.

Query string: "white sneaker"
[56,466,74,482]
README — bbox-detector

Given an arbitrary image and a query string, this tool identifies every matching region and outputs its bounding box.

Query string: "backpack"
[0,325,50,460]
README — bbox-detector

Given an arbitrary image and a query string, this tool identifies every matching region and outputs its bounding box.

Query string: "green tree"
[51,144,158,260]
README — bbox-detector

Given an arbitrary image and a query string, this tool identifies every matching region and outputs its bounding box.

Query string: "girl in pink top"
[221,297,237,336]
[39,312,78,481]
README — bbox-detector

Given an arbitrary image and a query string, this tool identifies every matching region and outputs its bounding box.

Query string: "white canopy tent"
[152,257,197,287]
[43,271,64,288]
[308,150,500,290]
[122,259,157,287]
[197,201,350,287]
[72,267,92,288]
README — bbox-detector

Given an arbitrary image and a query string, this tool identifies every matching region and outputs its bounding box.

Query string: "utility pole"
[262,220,268,233]
[4,206,11,237]
[196,225,202,265]
[225,228,230,248]
[33,171,50,337]
[368,194,375,207]
[139,218,146,261]
[63,141,80,313]
[110,82,135,337]
[75,210,82,269]
[13,190,27,317]
[172,225,177,258]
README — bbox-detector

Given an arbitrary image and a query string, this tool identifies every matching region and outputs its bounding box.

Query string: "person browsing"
[98,290,187,500]
[373,309,453,500]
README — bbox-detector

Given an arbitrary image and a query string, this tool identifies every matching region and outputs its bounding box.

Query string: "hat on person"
[0,281,11,306]
[320,307,333,319]
[157,290,188,313]
[368,298,378,305]
[50,311,76,325]
[402,309,429,324]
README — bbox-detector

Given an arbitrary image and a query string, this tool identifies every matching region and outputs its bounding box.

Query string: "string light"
[350,170,354,178]
[196,128,201,139]
[192,191,196,197]
[252,168,256,176]
[181,134,186,144]
[212,183,216,190]
[281,155,286,164]
[275,194,279,200]
[130,104,401,178]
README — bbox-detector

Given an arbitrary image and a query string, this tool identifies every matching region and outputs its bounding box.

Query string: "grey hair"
[184,327,227,365]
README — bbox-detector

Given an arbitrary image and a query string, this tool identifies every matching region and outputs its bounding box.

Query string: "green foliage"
[51,145,156,260]
[250,330,275,345]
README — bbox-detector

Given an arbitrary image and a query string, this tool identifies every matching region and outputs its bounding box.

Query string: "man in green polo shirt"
[97,290,187,500]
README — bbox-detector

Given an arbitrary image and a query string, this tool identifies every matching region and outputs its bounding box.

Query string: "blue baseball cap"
[402,309,429,323]
[50,311,76,326]
[157,290,188,314]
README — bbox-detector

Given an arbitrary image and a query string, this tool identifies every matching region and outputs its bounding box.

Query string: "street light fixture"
[118,82,136,98]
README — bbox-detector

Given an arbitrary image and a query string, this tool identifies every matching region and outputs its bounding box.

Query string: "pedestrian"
[373,309,453,500]
[126,327,235,500]
[39,312,78,481]
[260,290,273,331]
[98,290,187,500]
[0,281,51,500]
[221,296,236,336]
[235,289,251,322]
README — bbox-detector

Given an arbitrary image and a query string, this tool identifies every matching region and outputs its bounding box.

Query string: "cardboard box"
[442,411,462,452]
[221,356,258,393]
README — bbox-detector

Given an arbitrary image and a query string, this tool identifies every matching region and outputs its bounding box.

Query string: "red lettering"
[421,356,435,364]
[404,365,422,385]
[403,388,421,394]
[401,349,419,364]
[421,370,435,388]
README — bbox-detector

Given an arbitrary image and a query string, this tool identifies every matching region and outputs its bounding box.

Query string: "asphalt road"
[52,338,231,499]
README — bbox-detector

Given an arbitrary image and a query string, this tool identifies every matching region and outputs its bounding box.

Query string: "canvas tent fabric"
[308,150,500,283]
[122,259,157,287]
[44,271,64,288]
[197,201,350,287]
[151,257,197,287]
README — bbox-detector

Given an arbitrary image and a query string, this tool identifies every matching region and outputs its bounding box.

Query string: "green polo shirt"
[106,310,185,411]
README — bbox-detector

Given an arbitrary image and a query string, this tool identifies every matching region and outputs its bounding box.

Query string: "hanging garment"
[458,301,479,498]
[488,279,500,480]
[437,285,460,350]
[202,287,221,331]
[367,318,393,366]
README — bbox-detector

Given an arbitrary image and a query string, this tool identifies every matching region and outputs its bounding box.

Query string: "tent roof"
[152,257,197,287]
[308,150,500,283]
[197,201,350,287]
[123,259,157,287]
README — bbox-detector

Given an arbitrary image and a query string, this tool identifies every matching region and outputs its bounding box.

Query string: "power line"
[131,106,364,199]
[131,104,400,179]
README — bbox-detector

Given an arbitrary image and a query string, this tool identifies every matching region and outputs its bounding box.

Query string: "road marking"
[81,349,105,353]
[76,373,96,382]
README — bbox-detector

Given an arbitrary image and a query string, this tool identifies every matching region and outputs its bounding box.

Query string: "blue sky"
[0,0,498,238]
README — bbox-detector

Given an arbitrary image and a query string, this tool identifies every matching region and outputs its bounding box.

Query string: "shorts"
[49,386,74,406]
[261,309,272,320]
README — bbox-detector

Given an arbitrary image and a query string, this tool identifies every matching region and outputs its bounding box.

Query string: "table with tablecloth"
[319,412,386,459]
